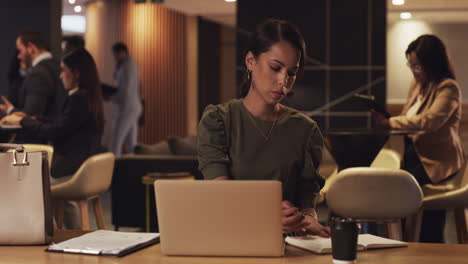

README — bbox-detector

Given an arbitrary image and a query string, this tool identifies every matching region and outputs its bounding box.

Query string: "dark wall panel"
[330,0,368,65]
[198,18,221,117]
[237,0,327,65]
[330,71,367,111]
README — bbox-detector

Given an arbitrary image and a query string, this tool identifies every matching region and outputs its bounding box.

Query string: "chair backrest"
[7,144,53,168]
[450,161,468,188]
[320,146,338,179]
[326,167,423,220]
[370,148,401,169]
[422,161,468,209]
[459,161,468,187]
[56,152,115,198]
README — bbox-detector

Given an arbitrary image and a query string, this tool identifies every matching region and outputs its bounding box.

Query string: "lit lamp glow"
[400,12,412,20]
[69,0,76,4]
[225,0,236,2]
[74,5,82,13]
[392,0,405,5]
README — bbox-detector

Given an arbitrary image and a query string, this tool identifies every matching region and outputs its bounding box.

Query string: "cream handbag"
[0,143,53,244]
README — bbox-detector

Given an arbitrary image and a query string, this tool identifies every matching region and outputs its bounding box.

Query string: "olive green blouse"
[197,99,325,208]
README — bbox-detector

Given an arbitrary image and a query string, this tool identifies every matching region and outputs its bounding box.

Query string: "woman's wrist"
[300,208,318,220]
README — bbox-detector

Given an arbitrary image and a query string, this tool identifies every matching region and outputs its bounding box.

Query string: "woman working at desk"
[198,19,330,237]
[372,35,465,243]
[0,48,104,179]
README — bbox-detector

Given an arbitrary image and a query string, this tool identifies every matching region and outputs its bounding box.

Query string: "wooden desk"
[0,230,467,264]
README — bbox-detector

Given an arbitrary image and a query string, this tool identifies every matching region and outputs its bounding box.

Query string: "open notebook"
[47,230,160,257]
[286,234,407,254]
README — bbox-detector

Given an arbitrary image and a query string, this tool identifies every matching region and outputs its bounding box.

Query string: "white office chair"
[52,152,115,230]
[326,167,423,240]
[406,162,468,243]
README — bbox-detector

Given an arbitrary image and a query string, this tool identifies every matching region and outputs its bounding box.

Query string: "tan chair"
[7,144,53,169]
[317,146,338,204]
[326,167,423,240]
[370,148,401,169]
[319,137,402,204]
[369,142,405,236]
[370,135,405,169]
[405,162,468,243]
[319,146,338,180]
[52,152,115,230]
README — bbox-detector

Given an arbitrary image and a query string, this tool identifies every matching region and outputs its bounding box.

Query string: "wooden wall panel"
[86,0,187,144]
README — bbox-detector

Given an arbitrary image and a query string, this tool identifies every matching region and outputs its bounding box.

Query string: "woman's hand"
[0,96,14,114]
[282,202,331,237]
[371,109,390,128]
[0,112,26,125]
[297,210,331,238]
[282,201,305,234]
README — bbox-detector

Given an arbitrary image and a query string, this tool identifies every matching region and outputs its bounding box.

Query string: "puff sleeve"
[197,105,231,179]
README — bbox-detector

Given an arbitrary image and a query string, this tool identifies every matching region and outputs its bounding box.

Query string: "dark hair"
[112,42,128,54]
[62,48,104,134]
[406,34,455,82]
[18,29,48,50]
[62,35,85,53]
[240,19,306,97]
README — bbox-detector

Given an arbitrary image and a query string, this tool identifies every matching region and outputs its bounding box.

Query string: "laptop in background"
[154,180,284,257]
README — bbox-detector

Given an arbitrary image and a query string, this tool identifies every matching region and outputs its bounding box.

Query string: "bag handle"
[0,143,24,152]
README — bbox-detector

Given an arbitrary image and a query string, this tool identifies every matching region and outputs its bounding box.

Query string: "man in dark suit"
[0,30,66,121]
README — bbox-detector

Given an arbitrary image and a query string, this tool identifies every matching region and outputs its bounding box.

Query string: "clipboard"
[354,94,391,118]
[46,230,160,257]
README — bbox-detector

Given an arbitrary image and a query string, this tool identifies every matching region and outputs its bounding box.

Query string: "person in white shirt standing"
[110,42,142,155]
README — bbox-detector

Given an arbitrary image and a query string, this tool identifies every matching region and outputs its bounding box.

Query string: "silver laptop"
[154,180,284,257]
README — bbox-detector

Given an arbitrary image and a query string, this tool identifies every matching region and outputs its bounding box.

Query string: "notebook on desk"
[47,230,160,257]
[154,180,284,257]
[286,234,407,254]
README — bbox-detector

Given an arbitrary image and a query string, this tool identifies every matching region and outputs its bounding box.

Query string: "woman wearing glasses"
[372,35,465,243]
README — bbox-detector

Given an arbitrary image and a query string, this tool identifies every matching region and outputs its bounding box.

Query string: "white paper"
[49,230,160,255]
[286,234,407,254]
[285,236,333,254]
[358,234,407,249]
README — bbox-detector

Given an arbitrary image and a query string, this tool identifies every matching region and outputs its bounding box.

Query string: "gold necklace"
[245,106,279,143]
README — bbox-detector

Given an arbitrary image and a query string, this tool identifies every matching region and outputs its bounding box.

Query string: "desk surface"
[325,128,424,136]
[0,230,467,264]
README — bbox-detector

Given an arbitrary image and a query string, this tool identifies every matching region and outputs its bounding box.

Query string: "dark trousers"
[403,137,447,243]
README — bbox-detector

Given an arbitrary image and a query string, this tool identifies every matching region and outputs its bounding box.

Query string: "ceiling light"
[392,0,405,5]
[68,0,76,4]
[400,12,412,19]
[74,5,82,13]
[225,0,236,2]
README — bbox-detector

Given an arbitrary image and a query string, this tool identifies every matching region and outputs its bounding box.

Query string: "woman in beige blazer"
[373,35,465,243]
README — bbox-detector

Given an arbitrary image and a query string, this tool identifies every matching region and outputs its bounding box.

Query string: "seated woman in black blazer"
[1,48,105,179]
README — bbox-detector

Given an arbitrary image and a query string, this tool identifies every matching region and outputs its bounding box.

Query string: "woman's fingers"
[316,226,331,238]
[282,206,298,217]
[282,210,304,233]
[304,219,331,238]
